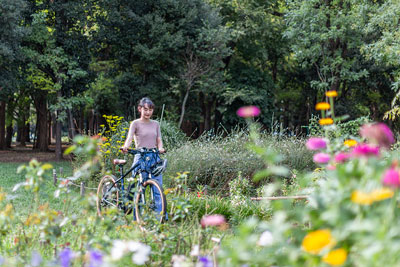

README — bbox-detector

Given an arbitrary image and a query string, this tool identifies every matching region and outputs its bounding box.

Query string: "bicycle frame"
[101,154,154,210]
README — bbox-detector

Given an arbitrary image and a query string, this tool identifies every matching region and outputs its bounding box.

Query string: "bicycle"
[96,148,167,224]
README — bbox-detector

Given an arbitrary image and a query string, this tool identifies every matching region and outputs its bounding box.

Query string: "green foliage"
[160,120,188,150]
[309,115,370,139]
[165,130,314,192]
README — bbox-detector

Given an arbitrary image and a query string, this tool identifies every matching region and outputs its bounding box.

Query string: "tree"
[207,0,287,129]
[22,1,94,156]
[0,0,26,149]
[284,0,396,122]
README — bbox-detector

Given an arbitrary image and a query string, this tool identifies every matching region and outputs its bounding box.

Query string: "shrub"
[164,131,315,193]
[159,120,188,150]
[308,114,370,138]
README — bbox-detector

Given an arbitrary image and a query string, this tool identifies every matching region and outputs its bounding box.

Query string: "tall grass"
[164,130,315,193]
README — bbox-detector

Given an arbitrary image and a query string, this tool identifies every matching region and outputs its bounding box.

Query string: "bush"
[164,130,315,193]
[160,120,188,150]
[309,114,371,138]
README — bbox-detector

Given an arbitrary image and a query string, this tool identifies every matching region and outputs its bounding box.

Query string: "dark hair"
[138,97,155,109]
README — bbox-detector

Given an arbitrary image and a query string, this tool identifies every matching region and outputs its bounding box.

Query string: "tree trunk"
[5,125,13,148]
[25,123,30,143]
[48,110,52,145]
[79,108,84,134]
[55,111,62,161]
[17,121,26,146]
[204,98,213,132]
[68,108,76,140]
[33,92,49,151]
[199,92,205,135]
[214,98,222,134]
[178,87,191,129]
[88,109,94,135]
[0,101,6,149]
[55,89,63,161]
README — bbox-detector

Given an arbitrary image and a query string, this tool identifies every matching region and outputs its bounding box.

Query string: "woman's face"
[139,104,154,120]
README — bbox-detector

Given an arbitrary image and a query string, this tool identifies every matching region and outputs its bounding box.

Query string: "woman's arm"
[122,121,135,152]
[157,137,165,153]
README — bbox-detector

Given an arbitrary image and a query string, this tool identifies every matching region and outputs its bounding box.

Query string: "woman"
[121,97,166,220]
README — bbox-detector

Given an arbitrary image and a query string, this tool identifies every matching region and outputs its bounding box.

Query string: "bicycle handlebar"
[128,148,158,154]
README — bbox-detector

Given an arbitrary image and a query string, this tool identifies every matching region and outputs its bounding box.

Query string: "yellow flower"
[344,139,357,147]
[319,118,334,125]
[322,248,347,266]
[3,203,13,217]
[325,91,338,98]
[302,229,335,254]
[0,192,5,202]
[164,188,175,195]
[371,188,394,202]
[351,190,373,205]
[315,102,331,110]
[25,214,41,226]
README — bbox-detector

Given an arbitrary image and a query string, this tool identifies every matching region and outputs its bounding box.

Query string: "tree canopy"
[1,0,400,151]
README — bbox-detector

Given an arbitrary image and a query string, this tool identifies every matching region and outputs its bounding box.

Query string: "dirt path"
[0,144,72,163]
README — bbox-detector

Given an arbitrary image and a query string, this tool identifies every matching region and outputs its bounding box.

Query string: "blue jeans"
[131,152,167,221]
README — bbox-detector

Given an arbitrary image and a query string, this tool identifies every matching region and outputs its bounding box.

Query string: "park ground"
[0,144,72,163]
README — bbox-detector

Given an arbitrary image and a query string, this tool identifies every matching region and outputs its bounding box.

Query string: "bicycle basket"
[151,159,168,177]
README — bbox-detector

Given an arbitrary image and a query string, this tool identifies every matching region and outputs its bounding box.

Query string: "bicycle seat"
[113,159,127,165]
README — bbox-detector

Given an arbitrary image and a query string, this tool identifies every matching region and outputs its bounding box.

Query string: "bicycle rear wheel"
[96,175,119,216]
[135,179,167,224]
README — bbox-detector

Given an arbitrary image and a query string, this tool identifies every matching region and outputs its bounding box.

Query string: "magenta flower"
[326,164,336,170]
[360,123,395,149]
[313,153,331,164]
[351,144,380,157]
[334,152,351,163]
[200,214,226,228]
[306,137,327,150]
[236,106,261,118]
[382,168,400,188]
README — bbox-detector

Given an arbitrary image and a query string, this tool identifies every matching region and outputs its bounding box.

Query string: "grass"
[0,161,79,215]
[0,159,250,265]
[164,132,315,194]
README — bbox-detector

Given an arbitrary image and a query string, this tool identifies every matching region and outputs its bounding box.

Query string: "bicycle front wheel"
[135,179,167,224]
[96,175,119,216]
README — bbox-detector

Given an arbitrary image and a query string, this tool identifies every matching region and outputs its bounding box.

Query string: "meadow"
[2,97,400,266]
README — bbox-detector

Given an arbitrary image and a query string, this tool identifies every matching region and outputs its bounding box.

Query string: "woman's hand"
[120,147,128,153]
[159,148,166,154]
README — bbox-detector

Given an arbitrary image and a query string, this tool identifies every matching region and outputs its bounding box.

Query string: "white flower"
[111,240,151,265]
[171,255,188,267]
[131,244,151,265]
[190,245,200,257]
[257,230,274,246]
[111,240,127,260]
[126,241,142,251]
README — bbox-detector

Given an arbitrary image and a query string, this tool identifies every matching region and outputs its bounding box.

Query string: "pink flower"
[236,106,261,118]
[382,168,400,188]
[334,152,351,163]
[351,144,380,157]
[306,138,327,150]
[200,214,226,228]
[360,123,395,149]
[326,164,336,170]
[313,153,331,164]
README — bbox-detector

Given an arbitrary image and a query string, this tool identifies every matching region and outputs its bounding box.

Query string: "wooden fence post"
[80,182,85,196]
[53,169,57,186]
